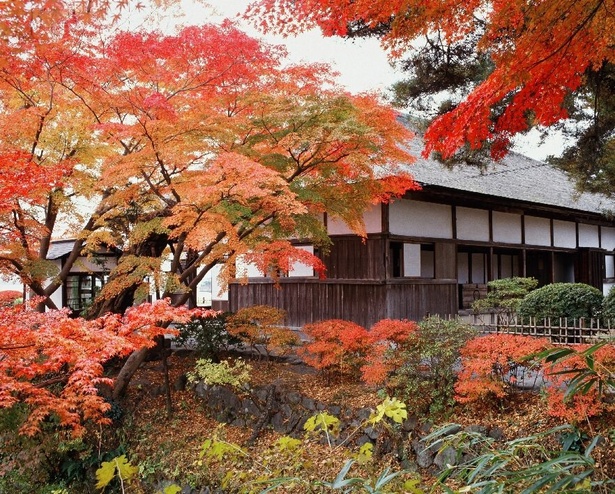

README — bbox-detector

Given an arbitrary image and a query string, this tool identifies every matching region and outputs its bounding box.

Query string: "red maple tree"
[0,2,418,416]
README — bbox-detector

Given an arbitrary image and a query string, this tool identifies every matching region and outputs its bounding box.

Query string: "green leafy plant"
[303,412,342,447]
[518,283,604,322]
[425,423,611,493]
[385,316,477,417]
[534,342,615,422]
[173,312,238,359]
[194,398,419,493]
[95,455,139,492]
[602,286,615,321]
[186,358,252,389]
[260,458,417,494]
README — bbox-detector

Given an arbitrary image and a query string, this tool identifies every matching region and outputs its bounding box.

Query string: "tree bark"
[112,347,150,400]
[91,232,170,399]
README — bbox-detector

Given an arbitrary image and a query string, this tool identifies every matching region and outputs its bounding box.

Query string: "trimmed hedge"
[517,283,604,321]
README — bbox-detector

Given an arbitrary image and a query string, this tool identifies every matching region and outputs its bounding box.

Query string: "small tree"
[226,305,298,360]
[0,299,199,437]
[361,318,419,385]
[455,334,552,407]
[174,312,238,360]
[301,319,371,381]
[472,277,538,322]
[385,317,477,417]
[601,286,615,322]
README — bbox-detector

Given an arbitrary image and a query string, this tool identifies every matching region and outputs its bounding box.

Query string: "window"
[457,247,489,284]
[492,250,520,279]
[606,254,615,280]
[65,273,108,312]
[391,242,435,278]
[196,278,213,307]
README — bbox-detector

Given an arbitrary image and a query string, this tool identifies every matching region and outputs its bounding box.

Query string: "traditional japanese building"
[229,133,615,328]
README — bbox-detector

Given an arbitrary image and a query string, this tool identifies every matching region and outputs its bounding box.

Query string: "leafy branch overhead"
[248,0,615,192]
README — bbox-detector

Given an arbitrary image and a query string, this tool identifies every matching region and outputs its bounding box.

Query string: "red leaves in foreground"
[0,299,208,436]
[455,334,552,404]
[301,320,371,378]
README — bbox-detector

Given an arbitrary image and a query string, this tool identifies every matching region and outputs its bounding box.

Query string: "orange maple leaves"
[300,318,418,382]
[455,334,615,422]
[0,8,417,309]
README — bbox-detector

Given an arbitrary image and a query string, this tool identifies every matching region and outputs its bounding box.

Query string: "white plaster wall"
[288,245,315,277]
[44,259,68,308]
[492,212,522,244]
[49,287,63,309]
[602,227,615,251]
[235,245,315,280]
[524,216,551,246]
[327,204,381,234]
[236,255,264,278]
[553,220,577,248]
[456,207,489,241]
[389,200,452,238]
[210,264,228,302]
[605,254,615,279]
[579,223,600,247]
[195,264,229,305]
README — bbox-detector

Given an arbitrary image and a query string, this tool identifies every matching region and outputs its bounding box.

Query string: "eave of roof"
[402,130,615,217]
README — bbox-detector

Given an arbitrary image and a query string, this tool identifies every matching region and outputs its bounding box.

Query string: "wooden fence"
[465,312,615,345]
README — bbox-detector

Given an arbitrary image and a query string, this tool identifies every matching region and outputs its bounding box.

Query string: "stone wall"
[192,380,504,470]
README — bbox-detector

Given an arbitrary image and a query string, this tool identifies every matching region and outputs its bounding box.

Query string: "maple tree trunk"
[112,347,149,400]
[91,232,170,400]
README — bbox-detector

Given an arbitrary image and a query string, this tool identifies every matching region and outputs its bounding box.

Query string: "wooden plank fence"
[465,313,615,345]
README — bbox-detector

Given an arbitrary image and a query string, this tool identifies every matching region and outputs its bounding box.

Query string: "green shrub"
[174,312,238,359]
[602,286,615,321]
[386,316,477,417]
[187,358,252,389]
[517,283,604,322]
[471,277,538,314]
[426,423,610,493]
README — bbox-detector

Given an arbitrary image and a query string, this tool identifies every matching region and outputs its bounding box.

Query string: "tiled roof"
[46,239,120,260]
[46,239,76,260]
[403,132,615,216]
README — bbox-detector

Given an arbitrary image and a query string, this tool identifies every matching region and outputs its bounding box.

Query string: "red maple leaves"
[0,299,208,436]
